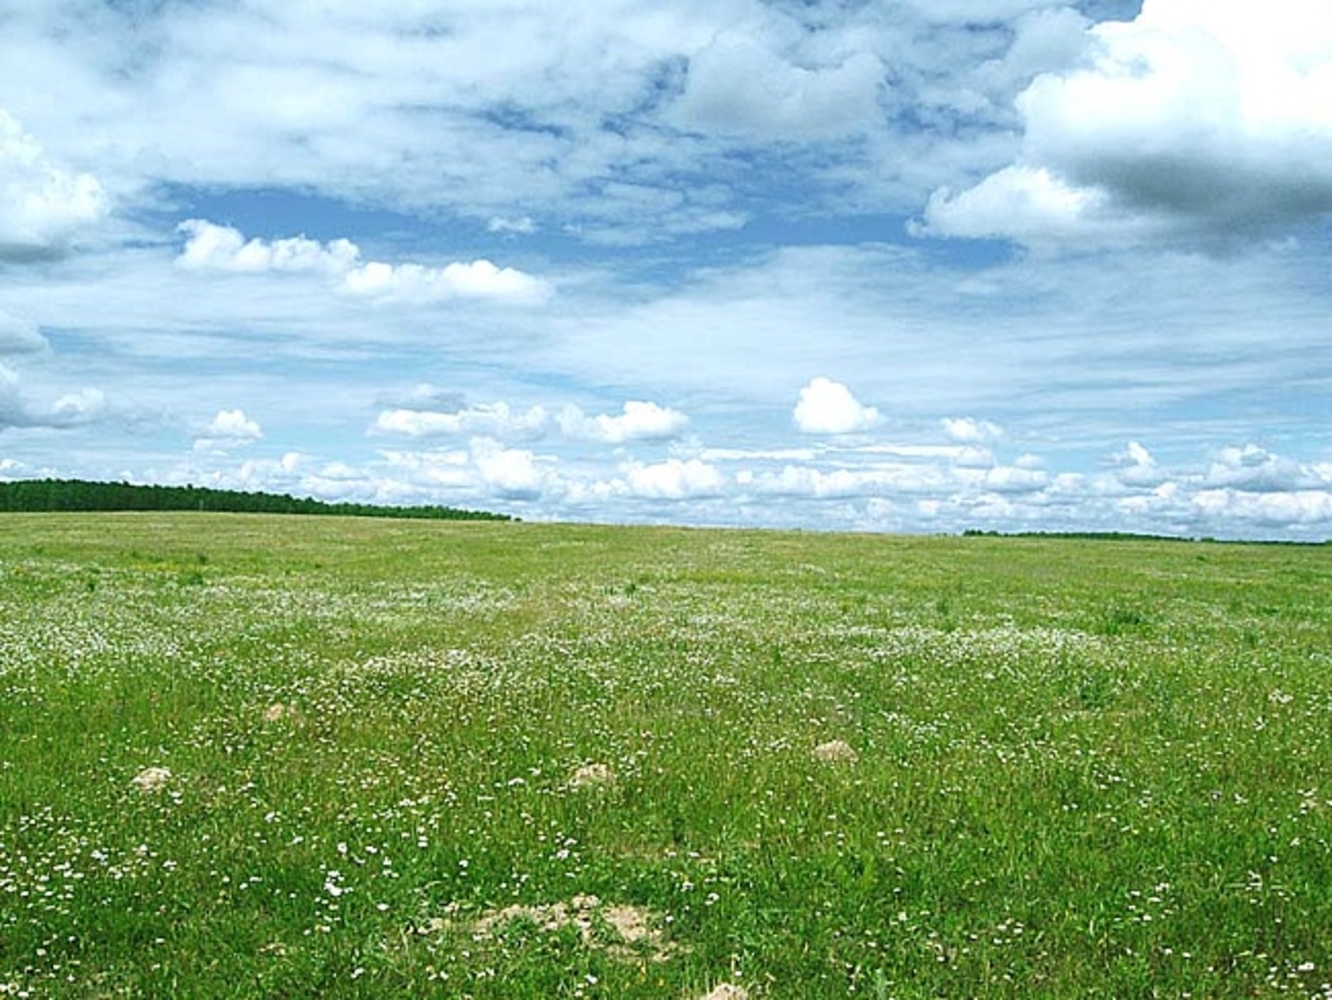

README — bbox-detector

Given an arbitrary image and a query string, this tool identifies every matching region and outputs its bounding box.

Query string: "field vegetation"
[1,514,1330,998]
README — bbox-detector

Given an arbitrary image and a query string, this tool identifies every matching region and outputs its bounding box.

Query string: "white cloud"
[622,458,727,500]
[342,259,550,304]
[0,110,105,257]
[920,0,1332,245]
[558,401,689,443]
[793,377,881,435]
[942,416,1003,444]
[194,408,262,453]
[177,220,359,273]
[1204,444,1331,493]
[206,408,262,440]
[1193,488,1332,528]
[469,436,549,499]
[978,464,1048,494]
[0,363,106,429]
[177,219,549,304]
[917,164,1161,245]
[373,402,548,439]
[1110,440,1167,488]
[372,398,690,443]
[49,389,107,425]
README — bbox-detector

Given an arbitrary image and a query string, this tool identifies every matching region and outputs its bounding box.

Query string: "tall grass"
[1,514,1330,998]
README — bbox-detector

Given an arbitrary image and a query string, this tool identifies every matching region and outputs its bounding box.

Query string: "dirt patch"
[699,985,749,1000]
[568,762,616,790]
[131,766,172,793]
[262,702,304,724]
[812,739,858,763]
[438,893,680,963]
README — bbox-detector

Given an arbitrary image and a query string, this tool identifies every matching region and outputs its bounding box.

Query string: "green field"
[2,514,1330,998]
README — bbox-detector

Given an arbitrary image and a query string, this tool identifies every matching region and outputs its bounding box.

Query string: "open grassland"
[1,514,1331,999]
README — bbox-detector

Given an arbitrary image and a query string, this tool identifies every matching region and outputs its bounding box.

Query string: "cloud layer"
[1,2,1330,540]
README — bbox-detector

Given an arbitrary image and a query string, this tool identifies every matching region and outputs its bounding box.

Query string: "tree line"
[0,478,513,521]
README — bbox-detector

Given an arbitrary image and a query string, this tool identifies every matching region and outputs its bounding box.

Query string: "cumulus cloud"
[558,401,689,443]
[1110,440,1167,488]
[469,436,548,498]
[177,220,550,304]
[1193,488,1332,528]
[0,111,105,258]
[975,464,1048,493]
[793,378,880,435]
[1204,444,1332,493]
[917,165,1162,245]
[920,0,1332,245]
[194,408,262,453]
[622,458,727,500]
[177,220,359,274]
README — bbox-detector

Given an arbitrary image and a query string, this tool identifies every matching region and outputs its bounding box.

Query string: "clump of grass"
[1099,601,1149,635]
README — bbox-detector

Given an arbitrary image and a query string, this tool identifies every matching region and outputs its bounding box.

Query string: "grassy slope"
[1,514,1330,998]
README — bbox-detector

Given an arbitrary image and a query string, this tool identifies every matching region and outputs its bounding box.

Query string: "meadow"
[1,513,1330,998]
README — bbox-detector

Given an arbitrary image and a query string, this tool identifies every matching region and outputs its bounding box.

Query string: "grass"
[1,513,1330,998]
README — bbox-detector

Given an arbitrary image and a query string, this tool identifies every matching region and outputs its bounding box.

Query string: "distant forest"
[0,478,513,521]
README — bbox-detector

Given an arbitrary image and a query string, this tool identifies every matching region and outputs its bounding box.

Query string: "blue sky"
[2,0,1331,537]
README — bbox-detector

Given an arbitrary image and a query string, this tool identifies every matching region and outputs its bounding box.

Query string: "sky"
[2,0,1331,538]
